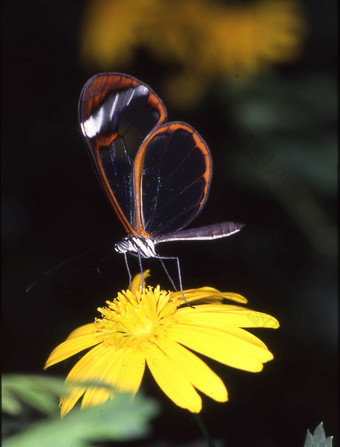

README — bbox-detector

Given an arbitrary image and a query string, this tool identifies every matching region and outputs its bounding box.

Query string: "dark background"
[2,1,337,446]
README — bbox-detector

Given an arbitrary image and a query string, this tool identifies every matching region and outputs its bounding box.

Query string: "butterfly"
[78,73,243,292]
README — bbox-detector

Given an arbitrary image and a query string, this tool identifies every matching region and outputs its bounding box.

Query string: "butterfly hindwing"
[133,122,212,238]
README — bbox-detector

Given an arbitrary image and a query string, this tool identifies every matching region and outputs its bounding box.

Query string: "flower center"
[94,286,179,350]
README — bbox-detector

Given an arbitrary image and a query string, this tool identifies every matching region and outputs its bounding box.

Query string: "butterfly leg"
[124,252,132,290]
[137,249,145,291]
[158,258,178,291]
[156,255,193,308]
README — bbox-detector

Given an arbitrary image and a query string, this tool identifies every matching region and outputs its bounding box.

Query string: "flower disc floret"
[45,272,279,415]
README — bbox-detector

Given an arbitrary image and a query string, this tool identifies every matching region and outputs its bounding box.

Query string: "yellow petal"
[65,323,96,340]
[146,344,202,413]
[66,344,113,382]
[169,325,274,372]
[81,386,112,410]
[60,345,115,415]
[78,348,119,409]
[69,346,145,410]
[44,324,99,369]
[100,348,145,394]
[172,287,248,304]
[157,338,228,402]
[60,386,86,418]
[130,270,151,292]
[176,310,273,349]
[176,305,280,329]
[220,292,248,303]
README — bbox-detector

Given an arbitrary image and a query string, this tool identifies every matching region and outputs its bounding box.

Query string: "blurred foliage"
[218,73,336,258]
[304,423,333,447]
[80,0,307,108]
[2,375,63,417]
[2,374,159,447]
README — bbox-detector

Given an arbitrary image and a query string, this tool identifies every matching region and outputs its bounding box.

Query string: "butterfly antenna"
[124,252,132,290]
[96,254,114,275]
[26,243,109,293]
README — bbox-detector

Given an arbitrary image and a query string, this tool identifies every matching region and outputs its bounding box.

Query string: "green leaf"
[2,389,24,416]
[2,375,116,417]
[3,392,159,447]
[2,375,65,416]
[304,422,333,447]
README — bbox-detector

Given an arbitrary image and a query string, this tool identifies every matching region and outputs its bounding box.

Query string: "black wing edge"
[155,222,245,243]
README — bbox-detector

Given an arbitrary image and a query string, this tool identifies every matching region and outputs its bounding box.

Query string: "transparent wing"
[79,72,166,234]
[133,122,212,237]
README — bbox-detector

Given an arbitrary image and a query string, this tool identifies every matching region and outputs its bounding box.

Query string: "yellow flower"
[45,271,279,416]
[80,0,307,107]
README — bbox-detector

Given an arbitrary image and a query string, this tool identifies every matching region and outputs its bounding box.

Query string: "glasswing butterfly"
[79,73,243,294]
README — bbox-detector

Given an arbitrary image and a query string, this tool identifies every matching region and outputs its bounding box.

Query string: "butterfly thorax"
[115,235,157,258]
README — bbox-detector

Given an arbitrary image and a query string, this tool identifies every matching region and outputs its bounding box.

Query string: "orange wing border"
[79,72,167,236]
[133,122,212,237]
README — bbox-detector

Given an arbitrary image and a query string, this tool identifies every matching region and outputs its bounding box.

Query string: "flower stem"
[193,413,215,447]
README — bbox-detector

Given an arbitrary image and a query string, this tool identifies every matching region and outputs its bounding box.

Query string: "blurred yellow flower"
[80,0,306,107]
[45,271,279,416]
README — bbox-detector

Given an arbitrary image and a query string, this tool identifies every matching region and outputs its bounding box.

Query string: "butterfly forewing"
[79,73,166,233]
[134,123,212,238]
